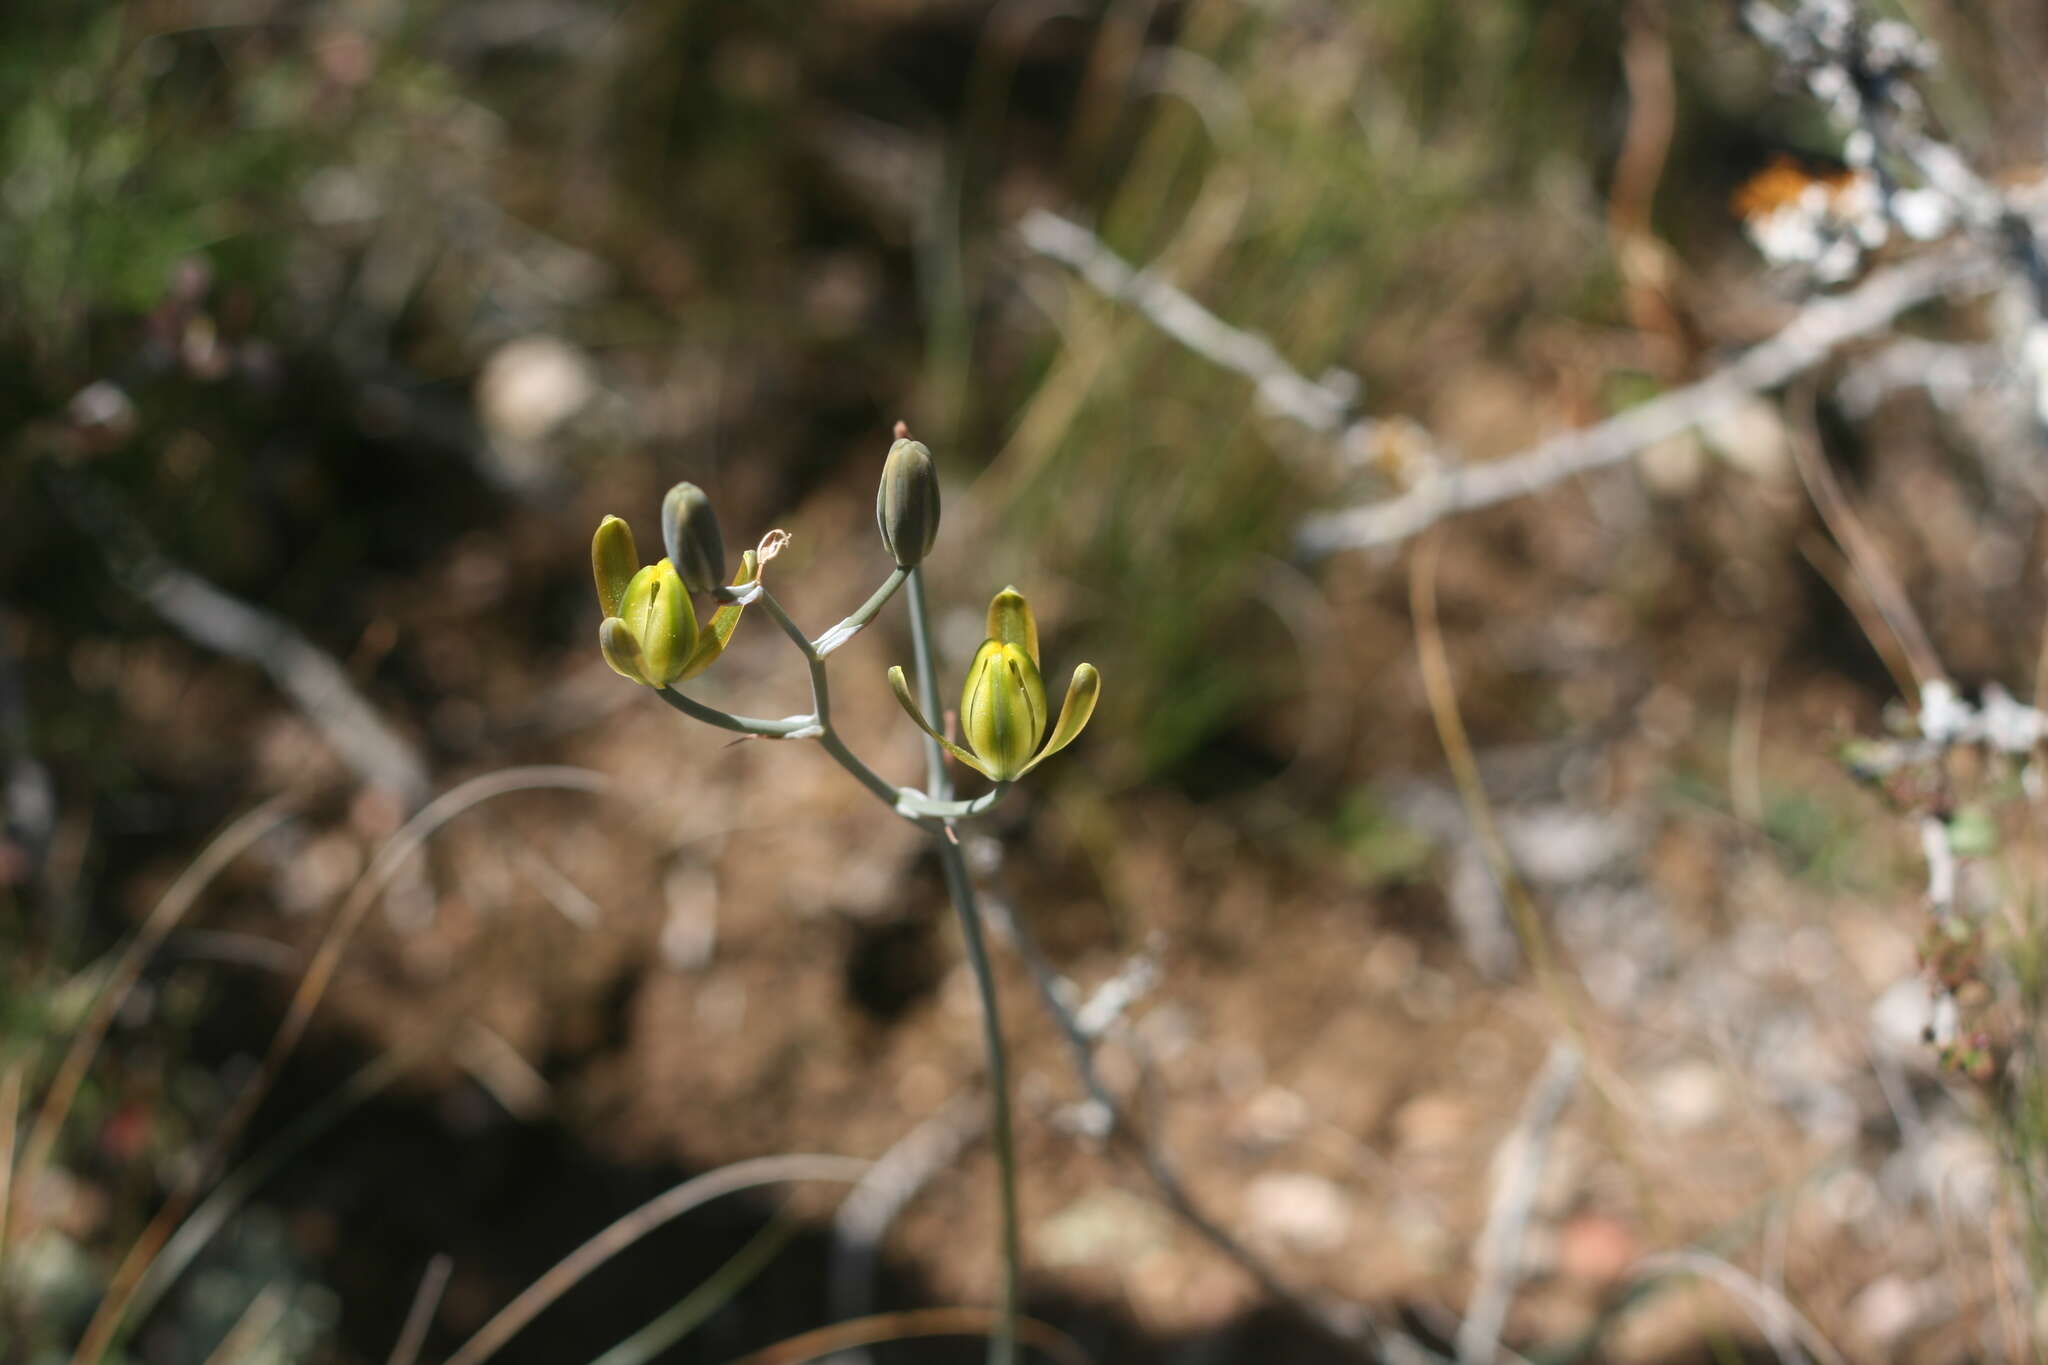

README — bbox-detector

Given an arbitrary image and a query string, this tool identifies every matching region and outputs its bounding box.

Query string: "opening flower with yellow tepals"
[888,587,1099,782]
[591,513,756,688]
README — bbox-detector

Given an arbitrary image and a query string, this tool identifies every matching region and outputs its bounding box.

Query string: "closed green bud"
[592,515,638,618]
[616,559,699,685]
[662,482,725,594]
[876,438,940,568]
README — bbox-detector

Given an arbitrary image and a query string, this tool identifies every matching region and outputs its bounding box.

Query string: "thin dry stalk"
[1784,393,1944,698]
[719,1306,1093,1365]
[441,1153,870,1365]
[129,1046,423,1329]
[71,767,609,1365]
[1732,658,1770,829]
[0,1060,22,1284]
[13,793,302,1255]
[1409,536,1562,992]
[1794,534,1921,705]
[1989,1205,2027,1365]
[1409,537,1664,1244]
[387,1254,453,1365]
[1632,1251,1850,1365]
[1456,1042,1583,1365]
[829,1097,986,1338]
[2033,601,2048,719]
[197,1284,289,1365]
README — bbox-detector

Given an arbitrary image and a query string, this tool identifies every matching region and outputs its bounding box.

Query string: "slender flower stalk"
[906,564,1021,1365]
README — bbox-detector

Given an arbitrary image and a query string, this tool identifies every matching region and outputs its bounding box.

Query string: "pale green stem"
[649,563,1021,1360]
[905,569,950,796]
[741,582,1012,821]
[906,567,1020,1365]
[653,687,811,738]
[753,586,905,809]
[814,565,910,655]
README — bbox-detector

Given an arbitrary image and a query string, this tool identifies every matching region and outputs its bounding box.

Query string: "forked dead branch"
[1020,0,2048,560]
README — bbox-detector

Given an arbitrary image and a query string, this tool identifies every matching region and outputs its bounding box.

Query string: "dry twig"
[387,1254,454,1365]
[1297,246,1990,556]
[829,1097,986,1350]
[1455,1043,1582,1365]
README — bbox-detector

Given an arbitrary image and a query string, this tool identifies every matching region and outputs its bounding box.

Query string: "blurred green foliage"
[0,7,316,366]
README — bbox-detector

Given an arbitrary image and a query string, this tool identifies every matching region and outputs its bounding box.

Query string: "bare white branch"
[1456,1043,1581,1365]
[47,468,437,809]
[1016,208,1427,475]
[1295,245,1992,557]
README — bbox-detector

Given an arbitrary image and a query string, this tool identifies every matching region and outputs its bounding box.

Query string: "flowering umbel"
[592,512,755,687]
[889,587,1099,781]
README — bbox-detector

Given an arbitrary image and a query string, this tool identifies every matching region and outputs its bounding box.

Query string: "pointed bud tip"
[985,587,1038,663]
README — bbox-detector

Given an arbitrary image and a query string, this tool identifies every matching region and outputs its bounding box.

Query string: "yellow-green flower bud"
[616,558,698,685]
[661,482,725,595]
[592,515,638,618]
[887,586,1100,782]
[876,438,940,568]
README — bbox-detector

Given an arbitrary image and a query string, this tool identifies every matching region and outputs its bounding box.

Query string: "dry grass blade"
[590,1204,803,1365]
[1794,535,1921,708]
[197,1284,289,1365]
[717,1306,1094,1365]
[13,792,302,1254]
[829,1097,984,1339]
[1410,537,1667,1248]
[441,1153,871,1365]
[0,1060,23,1283]
[1631,1251,1849,1365]
[388,1253,453,1365]
[126,1046,422,1333]
[1784,390,1943,699]
[1409,535,1558,990]
[71,766,610,1365]
[1456,1042,1582,1365]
